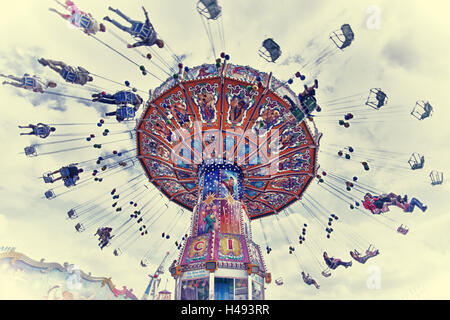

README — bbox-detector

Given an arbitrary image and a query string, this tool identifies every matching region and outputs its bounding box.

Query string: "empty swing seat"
[366,88,388,109]
[422,102,433,119]
[43,174,54,184]
[67,209,78,219]
[321,270,331,277]
[340,24,354,49]
[411,101,433,120]
[330,24,355,50]
[259,38,282,63]
[430,171,443,186]
[197,0,222,20]
[375,91,387,108]
[408,153,425,170]
[75,223,85,232]
[397,225,409,235]
[44,189,56,199]
[140,259,148,267]
[32,125,51,138]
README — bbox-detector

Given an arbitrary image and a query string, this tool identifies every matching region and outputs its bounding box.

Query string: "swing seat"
[21,77,36,88]
[430,170,444,186]
[301,96,317,115]
[330,24,354,50]
[115,91,136,104]
[100,240,112,249]
[60,167,71,178]
[411,101,433,121]
[275,277,284,286]
[366,88,388,109]
[140,259,148,267]
[197,0,222,20]
[321,270,332,277]
[67,209,77,219]
[131,22,152,39]
[79,15,93,29]
[72,12,92,29]
[116,106,136,120]
[75,223,85,232]
[376,91,387,107]
[365,250,379,256]
[421,102,433,119]
[259,38,282,63]
[33,125,50,138]
[63,176,78,187]
[60,164,79,179]
[44,189,56,199]
[341,24,354,40]
[409,153,424,170]
[43,174,54,184]
[397,226,409,235]
[61,68,79,83]
[24,146,37,157]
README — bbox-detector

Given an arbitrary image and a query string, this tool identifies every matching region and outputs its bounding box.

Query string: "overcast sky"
[0,0,450,300]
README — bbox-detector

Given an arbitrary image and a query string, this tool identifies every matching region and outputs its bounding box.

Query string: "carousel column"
[209,270,215,300]
[248,274,253,300]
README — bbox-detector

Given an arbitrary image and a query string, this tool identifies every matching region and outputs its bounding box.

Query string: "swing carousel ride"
[2,0,443,300]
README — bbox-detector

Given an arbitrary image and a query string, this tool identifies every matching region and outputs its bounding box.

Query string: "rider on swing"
[104,6,164,49]
[323,251,352,269]
[49,0,106,35]
[95,227,113,250]
[1,73,57,93]
[301,271,320,289]
[18,123,56,139]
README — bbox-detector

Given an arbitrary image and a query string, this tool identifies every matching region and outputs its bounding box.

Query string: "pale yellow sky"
[0,0,450,300]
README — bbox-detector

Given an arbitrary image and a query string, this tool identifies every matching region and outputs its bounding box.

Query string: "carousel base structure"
[168,160,270,300]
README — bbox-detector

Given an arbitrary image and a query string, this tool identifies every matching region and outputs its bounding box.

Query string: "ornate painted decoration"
[137,63,319,219]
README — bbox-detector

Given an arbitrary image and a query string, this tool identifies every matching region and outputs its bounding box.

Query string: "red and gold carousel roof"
[136,63,319,219]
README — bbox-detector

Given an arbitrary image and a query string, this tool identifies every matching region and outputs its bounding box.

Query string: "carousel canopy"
[136,63,319,219]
